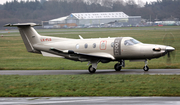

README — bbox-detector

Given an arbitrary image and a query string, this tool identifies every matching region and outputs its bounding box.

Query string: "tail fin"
[5,23,41,53]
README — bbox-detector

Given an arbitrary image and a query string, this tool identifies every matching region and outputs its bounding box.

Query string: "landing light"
[153,47,161,51]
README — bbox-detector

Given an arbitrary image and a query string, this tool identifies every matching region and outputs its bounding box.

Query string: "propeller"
[163,32,175,65]
[165,46,175,64]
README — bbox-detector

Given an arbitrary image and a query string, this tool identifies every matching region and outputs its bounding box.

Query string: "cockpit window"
[130,39,142,44]
[124,39,142,46]
[124,40,134,45]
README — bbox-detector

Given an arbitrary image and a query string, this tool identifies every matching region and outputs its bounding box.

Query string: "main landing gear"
[88,65,96,73]
[88,60,99,73]
[114,60,125,71]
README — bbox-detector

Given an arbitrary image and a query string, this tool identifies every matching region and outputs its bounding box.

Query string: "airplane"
[5,23,175,73]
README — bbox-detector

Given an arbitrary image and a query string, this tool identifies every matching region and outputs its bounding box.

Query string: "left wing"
[50,48,115,60]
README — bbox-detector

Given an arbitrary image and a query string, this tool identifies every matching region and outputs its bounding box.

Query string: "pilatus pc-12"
[5,23,175,73]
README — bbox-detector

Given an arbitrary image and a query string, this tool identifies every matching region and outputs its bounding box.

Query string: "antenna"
[79,35,84,39]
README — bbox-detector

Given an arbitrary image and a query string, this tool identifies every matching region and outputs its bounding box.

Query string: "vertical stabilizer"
[5,23,41,53]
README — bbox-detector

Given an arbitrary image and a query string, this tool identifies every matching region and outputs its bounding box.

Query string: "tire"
[114,63,122,71]
[143,66,149,71]
[88,65,96,73]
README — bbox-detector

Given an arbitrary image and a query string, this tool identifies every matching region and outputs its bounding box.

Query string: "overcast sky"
[0,0,158,5]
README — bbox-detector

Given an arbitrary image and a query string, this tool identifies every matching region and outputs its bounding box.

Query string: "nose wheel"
[143,60,149,71]
[143,66,149,71]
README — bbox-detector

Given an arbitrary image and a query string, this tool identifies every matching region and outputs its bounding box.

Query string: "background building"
[40,0,47,4]
[47,12,141,28]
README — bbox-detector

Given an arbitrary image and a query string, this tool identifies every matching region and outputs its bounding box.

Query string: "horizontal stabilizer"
[4,23,41,27]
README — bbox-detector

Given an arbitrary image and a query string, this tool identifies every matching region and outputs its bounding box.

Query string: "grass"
[0,26,180,70]
[0,75,180,97]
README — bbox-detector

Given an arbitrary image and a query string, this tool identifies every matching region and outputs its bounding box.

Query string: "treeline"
[0,0,180,28]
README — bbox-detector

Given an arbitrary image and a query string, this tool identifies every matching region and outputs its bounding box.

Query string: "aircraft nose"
[166,46,175,52]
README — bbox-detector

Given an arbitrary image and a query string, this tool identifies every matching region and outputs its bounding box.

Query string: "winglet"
[79,35,84,39]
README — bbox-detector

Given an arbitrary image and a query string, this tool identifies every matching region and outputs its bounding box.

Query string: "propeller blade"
[168,52,170,58]
[165,47,175,65]
[163,32,175,46]
[166,56,171,64]
[172,51,176,59]
[163,32,176,65]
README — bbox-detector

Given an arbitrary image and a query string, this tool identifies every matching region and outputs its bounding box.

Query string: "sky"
[0,0,158,5]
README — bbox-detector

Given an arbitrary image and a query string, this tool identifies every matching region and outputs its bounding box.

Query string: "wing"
[50,48,115,61]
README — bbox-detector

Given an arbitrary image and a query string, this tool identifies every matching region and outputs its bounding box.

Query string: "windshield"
[124,39,142,46]
[130,39,142,44]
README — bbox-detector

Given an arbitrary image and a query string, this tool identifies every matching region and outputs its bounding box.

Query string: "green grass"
[0,75,180,97]
[0,26,180,70]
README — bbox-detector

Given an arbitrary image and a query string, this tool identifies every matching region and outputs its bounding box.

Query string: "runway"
[0,97,180,105]
[0,69,180,75]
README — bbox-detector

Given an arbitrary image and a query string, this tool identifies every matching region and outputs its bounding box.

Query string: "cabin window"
[93,43,96,48]
[111,42,114,47]
[84,43,88,49]
[76,44,79,49]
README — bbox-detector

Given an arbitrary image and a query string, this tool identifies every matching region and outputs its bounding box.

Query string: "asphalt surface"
[0,69,180,75]
[0,97,180,105]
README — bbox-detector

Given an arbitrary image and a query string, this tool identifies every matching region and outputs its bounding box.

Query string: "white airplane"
[5,23,175,73]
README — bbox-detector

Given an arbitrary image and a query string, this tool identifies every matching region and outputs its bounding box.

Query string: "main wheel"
[114,63,122,71]
[88,65,96,73]
[143,66,149,71]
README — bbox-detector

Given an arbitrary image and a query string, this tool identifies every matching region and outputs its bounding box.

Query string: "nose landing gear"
[143,60,149,71]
